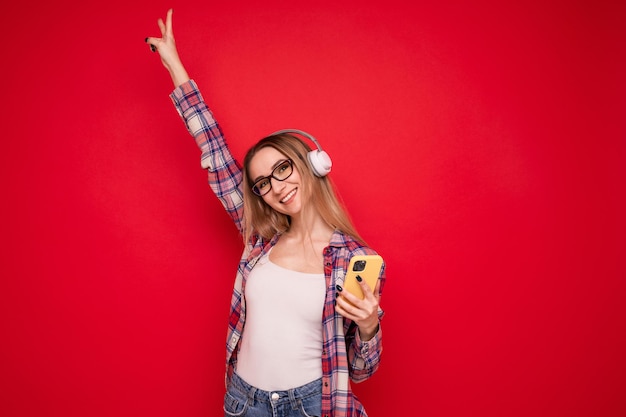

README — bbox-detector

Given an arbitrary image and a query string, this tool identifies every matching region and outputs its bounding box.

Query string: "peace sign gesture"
[145,9,190,87]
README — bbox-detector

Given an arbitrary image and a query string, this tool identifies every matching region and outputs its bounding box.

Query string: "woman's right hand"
[145,9,190,87]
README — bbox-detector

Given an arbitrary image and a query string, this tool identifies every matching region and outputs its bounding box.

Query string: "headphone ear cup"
[308,149,333,177]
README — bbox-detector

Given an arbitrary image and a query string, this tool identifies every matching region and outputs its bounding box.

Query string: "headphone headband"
[269,129,325,152]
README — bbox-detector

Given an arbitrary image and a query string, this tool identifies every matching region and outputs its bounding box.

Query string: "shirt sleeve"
[170,80,245,232]
[347,321,383,383]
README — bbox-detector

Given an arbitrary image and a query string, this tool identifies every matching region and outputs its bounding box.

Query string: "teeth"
[281,189,296,203]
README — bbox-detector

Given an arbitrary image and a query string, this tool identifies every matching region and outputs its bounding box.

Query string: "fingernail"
[150,45,157,52]
[356,275,362,282]
[333,299,337,306]
[335,292,339,297]
[144,37,149,43]
[336,284,343,292]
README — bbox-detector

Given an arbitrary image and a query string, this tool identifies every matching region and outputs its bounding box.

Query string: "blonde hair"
[241,133,364,245]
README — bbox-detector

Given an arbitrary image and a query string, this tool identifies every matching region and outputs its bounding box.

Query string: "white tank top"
[236,250,326,391]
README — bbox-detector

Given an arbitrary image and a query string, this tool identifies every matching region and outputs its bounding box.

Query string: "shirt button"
[271,392,279,401]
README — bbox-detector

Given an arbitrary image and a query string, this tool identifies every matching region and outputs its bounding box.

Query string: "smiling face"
[247,146,305,216]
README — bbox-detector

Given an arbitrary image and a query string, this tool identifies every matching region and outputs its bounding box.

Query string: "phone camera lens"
[353,260,366,272]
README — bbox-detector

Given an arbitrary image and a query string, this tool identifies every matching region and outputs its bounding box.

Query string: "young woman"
[146,9,386,417]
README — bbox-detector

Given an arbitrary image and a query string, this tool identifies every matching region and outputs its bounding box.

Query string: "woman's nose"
[270,177,286,194]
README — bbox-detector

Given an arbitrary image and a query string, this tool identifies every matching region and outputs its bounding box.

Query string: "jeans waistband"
[231,372,322,406]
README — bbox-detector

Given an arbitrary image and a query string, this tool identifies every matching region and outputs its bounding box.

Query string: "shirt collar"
[328,229,356,248]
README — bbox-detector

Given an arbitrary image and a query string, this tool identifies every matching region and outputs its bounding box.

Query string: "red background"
[2,1,625,416]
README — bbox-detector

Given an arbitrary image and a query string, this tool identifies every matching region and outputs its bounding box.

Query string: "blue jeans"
[223,372,322,417]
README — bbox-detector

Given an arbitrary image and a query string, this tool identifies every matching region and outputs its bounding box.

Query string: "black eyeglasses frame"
[250,159,294,197]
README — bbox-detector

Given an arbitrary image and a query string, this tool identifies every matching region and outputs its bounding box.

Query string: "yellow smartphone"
[343,254,383,299]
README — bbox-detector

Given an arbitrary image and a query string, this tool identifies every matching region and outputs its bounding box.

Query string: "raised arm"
[145,9,245,233]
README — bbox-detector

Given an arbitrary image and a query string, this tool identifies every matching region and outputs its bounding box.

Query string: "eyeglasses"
[251,159,294,196]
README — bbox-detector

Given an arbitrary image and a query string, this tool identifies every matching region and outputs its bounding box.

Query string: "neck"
[287,207,334,243]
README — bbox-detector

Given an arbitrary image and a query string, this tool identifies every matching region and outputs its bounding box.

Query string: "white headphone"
[270,129,333,177]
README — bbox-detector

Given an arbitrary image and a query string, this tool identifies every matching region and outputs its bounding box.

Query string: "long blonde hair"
[241,133,364,245]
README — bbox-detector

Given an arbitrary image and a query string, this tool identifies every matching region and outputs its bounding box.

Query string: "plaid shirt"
[170,80,385,417]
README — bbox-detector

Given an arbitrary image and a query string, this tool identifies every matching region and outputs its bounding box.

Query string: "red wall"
[2,1,625,416]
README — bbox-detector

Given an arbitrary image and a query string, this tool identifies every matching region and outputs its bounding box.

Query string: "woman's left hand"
[335,278,381,341]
